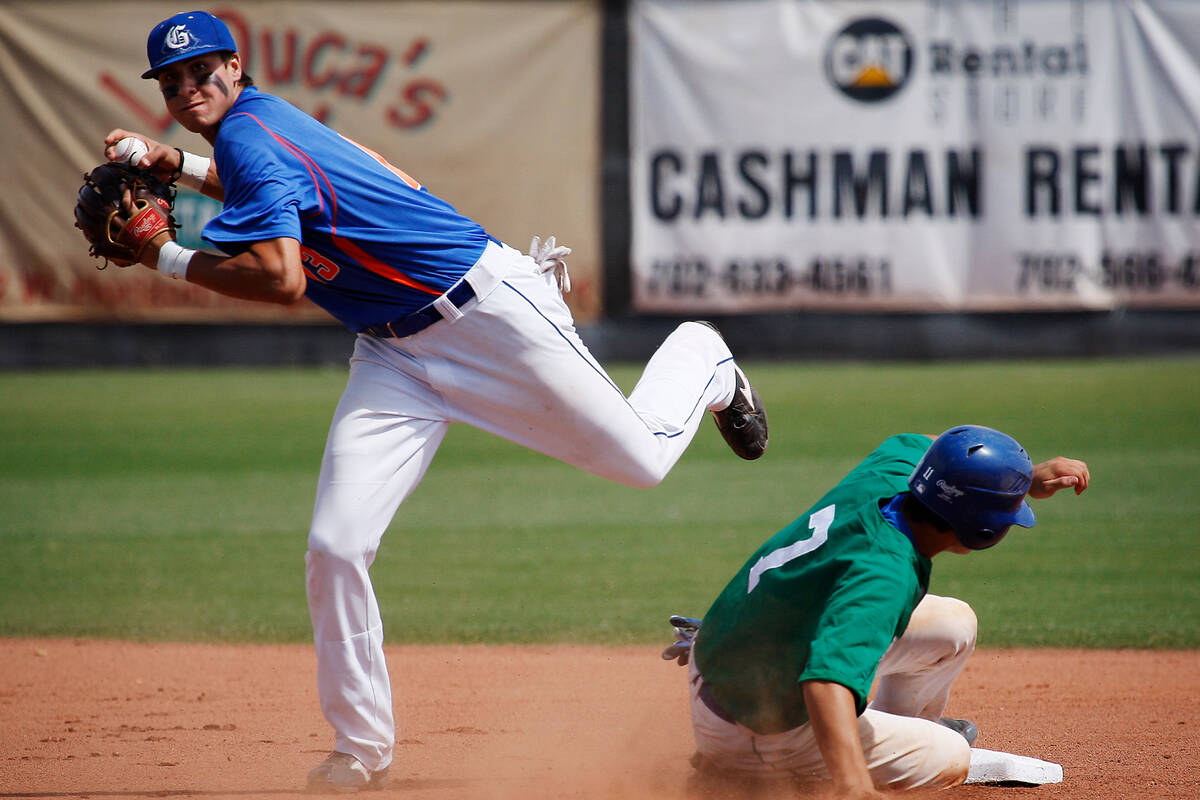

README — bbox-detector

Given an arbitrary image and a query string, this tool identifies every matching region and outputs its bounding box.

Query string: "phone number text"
[646,256,893,298]
[1018,251,1200,293]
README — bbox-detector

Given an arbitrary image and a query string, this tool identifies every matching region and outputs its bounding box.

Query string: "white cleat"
[306,751,389,793]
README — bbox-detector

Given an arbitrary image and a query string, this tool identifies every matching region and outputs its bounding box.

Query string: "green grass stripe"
[1,358,1196,647]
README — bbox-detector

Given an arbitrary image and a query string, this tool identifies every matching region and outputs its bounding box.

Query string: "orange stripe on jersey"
[340,135,423,190]
[230,112,442,297]
[332,234,440,295]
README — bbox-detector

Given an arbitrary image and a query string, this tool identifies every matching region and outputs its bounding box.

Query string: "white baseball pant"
[307,241,741,771]
[690,594,977,791]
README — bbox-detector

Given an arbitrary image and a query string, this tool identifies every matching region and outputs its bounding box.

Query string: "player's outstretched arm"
[802,680,885,800]
[1029,457,1090,498]
[103,129,225,201]
[140,234,307,305]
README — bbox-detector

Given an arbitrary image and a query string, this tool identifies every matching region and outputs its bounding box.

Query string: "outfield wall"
[4,310,1200,368]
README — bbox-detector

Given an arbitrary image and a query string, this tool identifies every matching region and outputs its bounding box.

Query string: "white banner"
[630,0,1200,312]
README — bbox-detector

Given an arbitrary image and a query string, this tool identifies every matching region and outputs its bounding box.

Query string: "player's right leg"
[306,341,450,782]
[871,594,978,720]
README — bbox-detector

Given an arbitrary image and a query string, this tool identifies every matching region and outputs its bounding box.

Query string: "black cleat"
[939,717,980,746]
[692,321,768,460]
[712,363,768,460]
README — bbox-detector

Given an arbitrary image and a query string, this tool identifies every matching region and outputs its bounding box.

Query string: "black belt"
[698,681,737,725]
[362,280,476,339]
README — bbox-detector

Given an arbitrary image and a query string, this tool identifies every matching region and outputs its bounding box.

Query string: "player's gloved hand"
[74,162,178,268]
[661,615,702,665]
[528,235,572,294]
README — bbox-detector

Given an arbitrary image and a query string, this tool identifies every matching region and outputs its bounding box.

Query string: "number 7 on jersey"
[746,505,834,593]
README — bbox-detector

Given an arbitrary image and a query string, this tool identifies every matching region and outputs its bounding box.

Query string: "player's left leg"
[870,594,978,720]
[725,711,970,790]
[413,247,742,487]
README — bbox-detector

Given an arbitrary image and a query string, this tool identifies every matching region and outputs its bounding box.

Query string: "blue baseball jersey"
[202,87,493,331]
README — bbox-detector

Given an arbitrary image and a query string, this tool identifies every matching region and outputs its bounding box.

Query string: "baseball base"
[965,748,1064,785]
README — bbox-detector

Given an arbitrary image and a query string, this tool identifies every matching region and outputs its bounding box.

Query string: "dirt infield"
[1,641,1196,799]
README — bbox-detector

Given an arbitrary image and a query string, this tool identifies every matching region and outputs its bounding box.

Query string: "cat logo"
[824,17,914,103]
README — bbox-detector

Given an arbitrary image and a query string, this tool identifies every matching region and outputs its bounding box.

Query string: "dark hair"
[902,493,953,533]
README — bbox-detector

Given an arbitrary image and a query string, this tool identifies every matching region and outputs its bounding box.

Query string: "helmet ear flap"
[954,526,1009,551]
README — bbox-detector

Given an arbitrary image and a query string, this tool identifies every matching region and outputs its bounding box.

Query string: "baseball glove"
[74,162,177,268]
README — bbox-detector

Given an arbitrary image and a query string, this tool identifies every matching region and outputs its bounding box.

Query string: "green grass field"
[1,357,1197,648]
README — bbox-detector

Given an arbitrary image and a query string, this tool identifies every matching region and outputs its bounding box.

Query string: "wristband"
[157,240,195,280]
[175,149,211,191]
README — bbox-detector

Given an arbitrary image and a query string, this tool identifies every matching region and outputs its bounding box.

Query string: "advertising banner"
[0,2,601,322]
[630,0,1200,312]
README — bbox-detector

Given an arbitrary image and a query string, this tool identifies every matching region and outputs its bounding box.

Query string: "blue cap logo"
[143,11,238,79]
[165,25,195,51]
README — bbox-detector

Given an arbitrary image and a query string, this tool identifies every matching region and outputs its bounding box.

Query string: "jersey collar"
[879,492,917,547]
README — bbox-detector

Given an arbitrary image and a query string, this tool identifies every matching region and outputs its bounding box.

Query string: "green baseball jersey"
[693,433,934,734]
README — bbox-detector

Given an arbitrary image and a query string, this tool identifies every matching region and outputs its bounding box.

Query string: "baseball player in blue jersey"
[664,426,1088,799]
[104,11,768,793]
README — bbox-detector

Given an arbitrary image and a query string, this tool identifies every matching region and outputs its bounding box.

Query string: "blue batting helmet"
[142,11,238,79]
[908,425,1036,550]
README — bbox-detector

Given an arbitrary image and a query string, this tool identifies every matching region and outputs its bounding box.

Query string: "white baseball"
[114,137,149,166]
